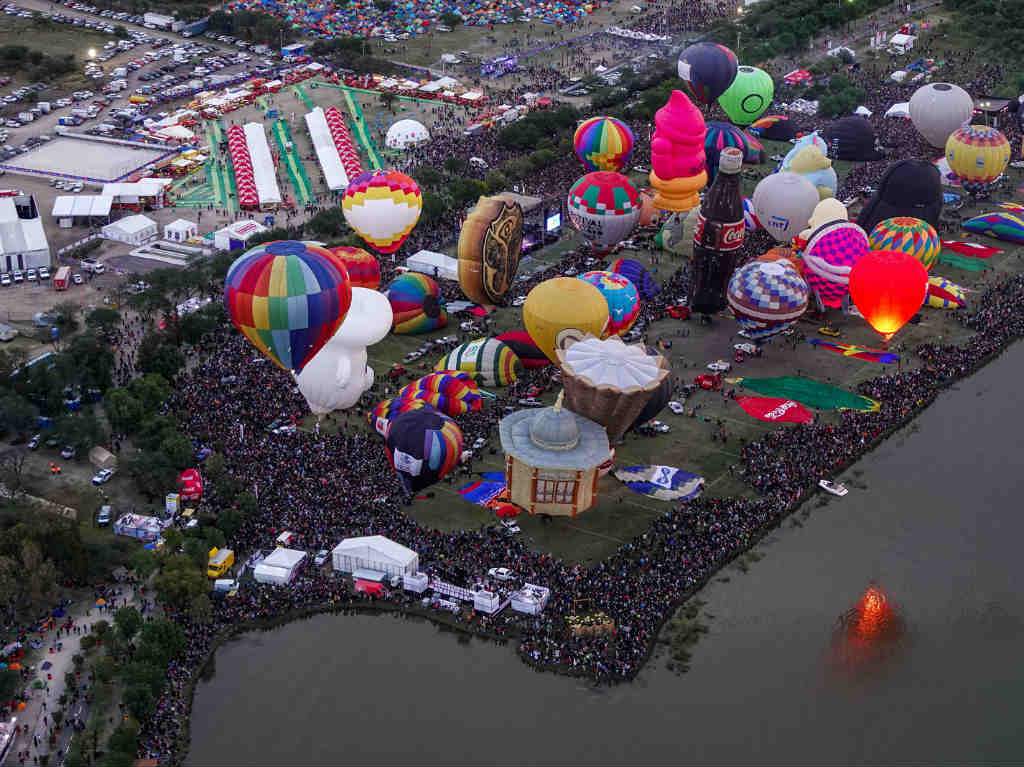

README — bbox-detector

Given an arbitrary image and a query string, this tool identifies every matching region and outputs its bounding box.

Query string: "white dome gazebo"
[385,119,430,150]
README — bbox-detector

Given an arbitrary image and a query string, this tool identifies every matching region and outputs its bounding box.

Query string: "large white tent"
[304,107,349,191]
[385,119,430,150]
[254,547,306,585]
[102,214,157,245]
[243,122,282,207]
[332,535,418,578]
[406,250,458,281]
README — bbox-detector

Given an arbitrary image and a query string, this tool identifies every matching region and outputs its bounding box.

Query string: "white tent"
[243,122,282,207]
[304,107,349,191]
[884,102,911,119]
[213,219,267,251]
[102,214,157,245]
[253,547,306,585]
[853,105,873,117]
[406,250,458,281]
[888,33,916,54]
[332,535,419,578]
[164,218,198,242]
[385,119,430,150]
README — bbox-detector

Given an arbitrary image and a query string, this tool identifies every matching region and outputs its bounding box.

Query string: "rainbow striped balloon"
[385,407,464,492]
[386,273,447,334]
[329,245,380,289]
[342,170,422,254]
[435,337,521,387]
[868,216,941,270]
[573,116,635,173]
[398,371,483,417]
[369,398,433,437]
[224,240,352,373]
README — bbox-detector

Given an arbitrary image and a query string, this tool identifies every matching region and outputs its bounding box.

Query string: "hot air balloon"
[435,337,522,387]
[457,195,523,305]
[909,83,973,149]
[385,408,463,492]
[576,271,640,337]
[677,42,738,105]
[342,170,422,254]
[573,116,635,173]
[649,90,707,212]
[557,336,670,443]
[749,114,797,141]
[868,216,941,270]
[802,221,870,309]
[608,257,660,299]
[523,277,609,363]
[927,275,967,309]
[704,121,765,181]
[718,66,774,126]
[849,250,928,342]
[727,259,809,340]
[386,273,447,334]
[752,172,820,243]
[224,240,352,373]
[328,245,380,289]
[567,171,641,251]
[945,125,1011,195]
[369,397,432,437]
[297,287,392,414]
[495,329,550,369]
[629,358,674,430]
[398,371,484,417]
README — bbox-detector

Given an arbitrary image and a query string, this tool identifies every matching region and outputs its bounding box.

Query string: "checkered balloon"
[802,221,869,309]
[727,259,809,339]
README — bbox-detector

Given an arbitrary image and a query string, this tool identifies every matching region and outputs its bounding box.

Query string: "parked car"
[668,400,685,415]
[707,359,732,373]
[72,273,83,285]
[27,433,41,449]
[313,549,329,567]
[38,266,50,280]
[91,468,115,485]
[96,505,112,526]
[60,445,77,459]
[25,268,37,281]
[0,273,9,287]
[488,567,516,581]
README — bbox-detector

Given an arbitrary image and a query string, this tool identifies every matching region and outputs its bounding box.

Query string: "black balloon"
[856,159,943,234]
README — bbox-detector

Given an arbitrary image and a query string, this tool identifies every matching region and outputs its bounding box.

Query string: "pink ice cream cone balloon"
[649,90,708,212]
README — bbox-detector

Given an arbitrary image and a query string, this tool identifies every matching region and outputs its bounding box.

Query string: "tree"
[123,683,155,721]
[204,451,225,479]
[0,451,28,497]
[136,617,185,666]
[129,548,158,580]
[305,207,347,239]
[93,655,117,683]
[159,430,193,470]
[128,374,172,416]
[53,412,106,452]
[0,393,38,436]
[153,555,207,612]
[136,333,184,381]
[52,301,80,331]
[440,11,462,26]
[0,668,20,700]
[85,307,121,337]
[104,389,143,435]
[113,606,142,641]
[188,592,213,625]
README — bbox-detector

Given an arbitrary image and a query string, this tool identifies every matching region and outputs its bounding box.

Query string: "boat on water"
[819,479,848,496]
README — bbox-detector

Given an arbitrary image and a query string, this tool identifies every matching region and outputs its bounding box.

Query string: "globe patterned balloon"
[727,260,809,340]
[577,270,641,336]
[802,221,869,309]
[573,116,635,173]
[386,272,447,334]
[868,216,941,270]
[224,240,352,373]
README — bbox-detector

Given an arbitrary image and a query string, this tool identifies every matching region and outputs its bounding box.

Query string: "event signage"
[737,396,814,424]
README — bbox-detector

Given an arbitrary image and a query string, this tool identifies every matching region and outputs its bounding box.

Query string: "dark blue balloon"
[677,42,738,105]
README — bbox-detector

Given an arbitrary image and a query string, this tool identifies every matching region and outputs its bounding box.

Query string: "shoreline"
[166,317,1020,766]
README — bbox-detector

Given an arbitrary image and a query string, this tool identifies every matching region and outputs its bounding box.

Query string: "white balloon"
[752,172,820,243]
[295,346,374,415]
[328,287,393,349]
[909,83,973,149]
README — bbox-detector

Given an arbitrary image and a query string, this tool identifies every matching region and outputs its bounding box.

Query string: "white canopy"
[243,122,282,206]
[52,195,113,218]
[332,535,419,577]
[304,107,349,191]
[406,250,458,281]
[102,214,157,244]
[884,101,911,118]
[254,547,306,585]
[853,105,873,117]
[385,119,430,150]
[560,336,665,390]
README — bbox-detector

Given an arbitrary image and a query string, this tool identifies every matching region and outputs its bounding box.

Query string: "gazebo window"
[535,478,576,505]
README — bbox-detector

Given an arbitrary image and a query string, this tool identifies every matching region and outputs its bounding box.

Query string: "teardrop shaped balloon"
[677,42,738,105]
[342,170,422,254]
[717,66,775,126]
[224,240,352,373]
[849,250,928,341]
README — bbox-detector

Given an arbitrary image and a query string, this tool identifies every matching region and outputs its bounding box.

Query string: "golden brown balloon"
[458,195,524,305]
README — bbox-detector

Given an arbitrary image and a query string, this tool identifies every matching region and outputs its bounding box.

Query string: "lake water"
[189,343,1024,766]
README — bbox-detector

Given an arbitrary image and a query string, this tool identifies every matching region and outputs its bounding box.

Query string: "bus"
[53,266,70,291]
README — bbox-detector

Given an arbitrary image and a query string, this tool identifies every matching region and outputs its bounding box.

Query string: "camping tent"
[102,214,157,245]
[406,250,458,281]
[89,446,117,470]
[253,547,306,585]
[331,535,419,578]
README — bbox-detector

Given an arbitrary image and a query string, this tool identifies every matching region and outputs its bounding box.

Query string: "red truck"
[53,266,70,291]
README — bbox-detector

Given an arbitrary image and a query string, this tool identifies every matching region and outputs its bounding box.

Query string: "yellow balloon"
[945,125,1010,193]
[523,278,609,363]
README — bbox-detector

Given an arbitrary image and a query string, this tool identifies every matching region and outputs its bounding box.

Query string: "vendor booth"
[253,547,306,585]
[332,535,419,577]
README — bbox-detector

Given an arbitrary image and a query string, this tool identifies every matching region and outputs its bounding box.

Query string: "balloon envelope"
[573,116,635,172]
[567,171,641,250]
[224,240,352,373]
[457,195,523,305]
[435,337,522,387]
[849,250,928,340]
[909,83,973,148]
[295,345,371,415]
[577,271,641,336]
[523,277,609,362]
[385,408,463,492]
[727,259,809,340]
[752,172,820,243]
[717,66,774,126]
[342,170,422,254]
[329,287,392,349]
[868,217,941,270]
[387,273,447,334]
[945,125,1010,194]
[677,42,738,104]
[329,246,381,290]
[608,257,659,299]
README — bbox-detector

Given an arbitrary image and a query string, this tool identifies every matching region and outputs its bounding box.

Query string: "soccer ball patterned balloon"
[868,216,941,270]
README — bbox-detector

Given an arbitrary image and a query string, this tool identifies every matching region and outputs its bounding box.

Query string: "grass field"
[0,15,111,91]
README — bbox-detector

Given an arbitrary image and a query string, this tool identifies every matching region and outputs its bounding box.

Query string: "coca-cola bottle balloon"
[691,147,745,315]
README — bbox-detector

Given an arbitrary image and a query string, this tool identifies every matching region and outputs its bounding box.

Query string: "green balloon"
[718,66,775,126]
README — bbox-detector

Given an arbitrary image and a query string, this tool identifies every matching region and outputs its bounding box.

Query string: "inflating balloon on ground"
[717,66,774,126]
[457,194,523,305]
[387,273,447,334]
[868,217,941,270]
[649,90,707,212]
[727,259,809,341]
[385,408,463,493]
[567,171,641,251]
[523,277,609,362]
[849,250,928,341]
[577,271,641,336]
